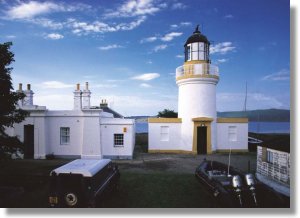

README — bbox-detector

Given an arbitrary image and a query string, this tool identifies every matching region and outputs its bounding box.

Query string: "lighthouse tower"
[176,26,219,154]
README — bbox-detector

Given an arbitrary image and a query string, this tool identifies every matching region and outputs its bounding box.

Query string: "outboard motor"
[232,175,243,207]
[245,174,257,206]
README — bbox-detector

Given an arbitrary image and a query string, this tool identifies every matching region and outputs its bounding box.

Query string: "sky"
[0,0,290,116]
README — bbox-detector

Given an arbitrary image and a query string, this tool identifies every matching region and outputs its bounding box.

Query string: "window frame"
[267,150,273,164]
[114,133,124,147]
[60,127,70,145]
[160,126,170,142]
[228,126,237,142]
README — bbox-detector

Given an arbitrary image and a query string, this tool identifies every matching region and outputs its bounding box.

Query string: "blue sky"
[0,0,290,116]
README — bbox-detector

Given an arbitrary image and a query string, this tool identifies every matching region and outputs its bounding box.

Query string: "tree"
[0,42,28,149]
[157,109,178,118]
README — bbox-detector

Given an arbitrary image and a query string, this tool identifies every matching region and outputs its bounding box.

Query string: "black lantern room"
[184,25,210,62]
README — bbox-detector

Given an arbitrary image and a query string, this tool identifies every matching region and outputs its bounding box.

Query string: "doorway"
[24,125,34,159]
[197,126,207,154]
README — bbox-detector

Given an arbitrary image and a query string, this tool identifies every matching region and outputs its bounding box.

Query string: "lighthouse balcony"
[176,63,219,80]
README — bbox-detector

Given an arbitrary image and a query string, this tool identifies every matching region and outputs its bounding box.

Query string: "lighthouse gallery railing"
[176,63,219,79]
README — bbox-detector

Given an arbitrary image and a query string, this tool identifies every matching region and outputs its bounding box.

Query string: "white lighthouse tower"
[149,26,248,155]
[176,25,219,154]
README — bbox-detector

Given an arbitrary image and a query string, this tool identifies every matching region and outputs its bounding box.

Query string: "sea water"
[135,121,290,134]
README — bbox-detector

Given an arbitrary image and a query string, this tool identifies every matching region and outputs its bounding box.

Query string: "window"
[114,134,124,147]
[185,45,191,61]
[160,126,169,141]
[60,127,70,145]
[187,45,191,60]
[228,126,237,142]
[267,150,273,163]
[262,147,273,163]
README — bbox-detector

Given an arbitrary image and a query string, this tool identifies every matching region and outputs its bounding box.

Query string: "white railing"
[176,63,219,78]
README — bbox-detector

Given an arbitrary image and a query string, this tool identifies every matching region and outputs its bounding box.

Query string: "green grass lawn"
[101,172,215,208]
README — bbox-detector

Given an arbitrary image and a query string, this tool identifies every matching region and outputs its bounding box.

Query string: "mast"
[243,82,248,112]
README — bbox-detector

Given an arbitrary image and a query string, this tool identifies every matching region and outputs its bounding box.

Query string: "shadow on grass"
[99,172,216,208]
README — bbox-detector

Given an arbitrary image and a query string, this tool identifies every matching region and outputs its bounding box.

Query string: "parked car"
[49,159,120,207]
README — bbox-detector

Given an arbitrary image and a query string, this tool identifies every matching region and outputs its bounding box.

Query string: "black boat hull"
[195,160,288,208]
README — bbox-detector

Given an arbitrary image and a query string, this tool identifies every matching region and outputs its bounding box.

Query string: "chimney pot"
[76,83,80,91]
[27,84,31,90]
[18,83,22,91]
[85,82,89,90]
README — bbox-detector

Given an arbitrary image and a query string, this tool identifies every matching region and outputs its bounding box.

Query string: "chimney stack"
[82,82,91,109]
[23,83,34,106]
[74,83,82,110]
[100,99,108,108]
[18,83,22,91]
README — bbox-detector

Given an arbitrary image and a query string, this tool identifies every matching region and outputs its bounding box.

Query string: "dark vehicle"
[49,159,120,208]
[195,159,288,208]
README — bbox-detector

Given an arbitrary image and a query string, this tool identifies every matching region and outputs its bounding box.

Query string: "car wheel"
[64,192,79,207]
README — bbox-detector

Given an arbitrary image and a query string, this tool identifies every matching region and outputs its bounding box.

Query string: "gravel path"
[115,152,257,174]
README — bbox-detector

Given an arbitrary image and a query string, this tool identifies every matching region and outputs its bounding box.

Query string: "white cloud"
[131,73,160,81]
[92,94,177,116]
[140,31,182,44]
[4,2,147,36]
[140,36,158,43]
[161,32,182,41]
[104,0,165,18]
[153,44,167,52]
[210,42,236,54]
[171,2,187,10]
[217,92,284,111]
[176,54,184,58]
[216,58,228,63]
[69,16,146,35]
[5,35,16,39]
[170,22,191,29]
[262,69,290,81]
[44,33,64,40]
[30,18,64,29]
[6,1,64,19]
[5,1,92,20]
[39,81,73,89]
[98,44,123,51]
[224,14,234,19]
[140,83,152,88]
[34,94,73,110]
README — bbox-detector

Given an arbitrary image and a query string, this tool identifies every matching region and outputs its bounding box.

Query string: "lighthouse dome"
[184,25,210,46]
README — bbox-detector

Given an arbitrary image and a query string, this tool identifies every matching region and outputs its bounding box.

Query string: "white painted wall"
[217,123,248,150]
[11,109,135,159]
[148,123,182,151]
[177,77,218,151]
[12,110,48,159]
[45,111,84,157]
[100,118,135,159]
[81,110,102,159]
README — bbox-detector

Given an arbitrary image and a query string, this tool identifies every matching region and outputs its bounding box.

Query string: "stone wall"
[256,146,290,185]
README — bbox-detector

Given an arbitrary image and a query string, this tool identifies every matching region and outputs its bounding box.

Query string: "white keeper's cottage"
[148,26,248,154]
[6,82,135,159]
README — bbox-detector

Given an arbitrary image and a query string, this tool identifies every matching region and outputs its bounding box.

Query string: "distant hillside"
[128,109,290,122]
[217,109,290,122]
